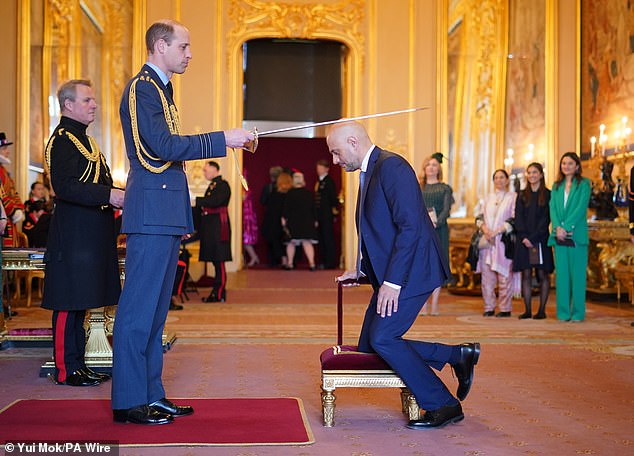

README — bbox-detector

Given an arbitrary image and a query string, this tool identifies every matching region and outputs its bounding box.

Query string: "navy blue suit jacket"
[119,65,227,236]
[359,147,450,299]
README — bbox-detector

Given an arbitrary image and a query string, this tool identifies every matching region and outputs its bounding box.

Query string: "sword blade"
[255,107,428,137]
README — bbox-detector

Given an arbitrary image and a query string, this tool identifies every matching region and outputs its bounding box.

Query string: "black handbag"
[501,218,516,260]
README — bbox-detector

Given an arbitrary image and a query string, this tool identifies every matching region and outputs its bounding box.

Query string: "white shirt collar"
[146,62,170,87]
[360,145,375,173]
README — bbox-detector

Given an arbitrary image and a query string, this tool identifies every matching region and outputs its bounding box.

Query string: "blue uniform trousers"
[111,233,180,409]
[357,290,458,411]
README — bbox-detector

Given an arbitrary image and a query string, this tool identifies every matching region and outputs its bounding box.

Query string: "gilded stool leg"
[406,392,420,420]
[400,388,410,414]
[321,387,336,427]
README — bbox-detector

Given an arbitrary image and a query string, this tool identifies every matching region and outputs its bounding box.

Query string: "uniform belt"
[202,206,229,241]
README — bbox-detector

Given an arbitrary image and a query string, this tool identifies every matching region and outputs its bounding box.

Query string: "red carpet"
[0,398,314,446]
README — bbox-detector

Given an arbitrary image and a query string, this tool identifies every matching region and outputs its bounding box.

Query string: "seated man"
[328,121,480,429]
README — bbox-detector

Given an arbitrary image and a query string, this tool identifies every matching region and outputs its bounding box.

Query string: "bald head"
[326,121,373,172]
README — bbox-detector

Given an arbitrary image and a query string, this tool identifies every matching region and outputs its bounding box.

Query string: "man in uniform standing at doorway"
[197,160,232,303]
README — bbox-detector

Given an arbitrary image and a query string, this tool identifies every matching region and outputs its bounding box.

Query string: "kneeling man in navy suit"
[328,121,480,429]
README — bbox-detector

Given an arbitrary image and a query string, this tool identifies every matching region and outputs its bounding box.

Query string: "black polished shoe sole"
[407,414,464,430]
[113,410,173,425]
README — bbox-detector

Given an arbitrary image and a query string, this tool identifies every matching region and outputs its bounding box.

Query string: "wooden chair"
[319,279,420,427]
[13,231,45,307]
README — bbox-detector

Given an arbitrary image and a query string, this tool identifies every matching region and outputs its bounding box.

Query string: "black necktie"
[166,81,174,98]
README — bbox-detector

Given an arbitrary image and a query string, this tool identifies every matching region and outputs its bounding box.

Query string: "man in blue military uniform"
[43,79,124,387]
[112,19,253,425]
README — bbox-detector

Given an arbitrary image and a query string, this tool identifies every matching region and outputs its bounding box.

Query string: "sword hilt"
[243,126,258,153]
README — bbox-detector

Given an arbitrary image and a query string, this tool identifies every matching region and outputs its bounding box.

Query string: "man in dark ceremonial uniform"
[42,79,125,387]
[314,159,339,269]
[22,199,51,248]
[197,161,232,303]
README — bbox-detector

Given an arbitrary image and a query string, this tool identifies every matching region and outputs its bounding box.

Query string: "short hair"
[57,80,92,111]
[146,20,182,53]
[207,160,220,171]
[317,159,330,168]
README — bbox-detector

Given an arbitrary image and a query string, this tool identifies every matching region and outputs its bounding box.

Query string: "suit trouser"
[357,290,458,411]
[553,244,588,321]
[52,309,86,382]
[111,233,180,409]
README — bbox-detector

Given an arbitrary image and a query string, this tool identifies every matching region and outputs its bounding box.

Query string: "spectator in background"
[260,165,283,266]
[282,171,318,270]
[25,181,50,215]
[314,159,339,269]
[548,152,591,322]
[476,169,517,318]
[242,168,260,267]
[513,163,553,320]
[262,171,292,268]
[419,153,454,316]
[22,199,51,248]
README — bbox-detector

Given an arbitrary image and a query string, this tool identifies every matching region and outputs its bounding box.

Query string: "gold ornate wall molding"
[226,0,365,65]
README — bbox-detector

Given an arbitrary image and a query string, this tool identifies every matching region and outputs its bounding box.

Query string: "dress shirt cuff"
[383,281,401,290]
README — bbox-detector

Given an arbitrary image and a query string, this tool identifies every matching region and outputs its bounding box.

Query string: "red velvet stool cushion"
[320,345,392,371]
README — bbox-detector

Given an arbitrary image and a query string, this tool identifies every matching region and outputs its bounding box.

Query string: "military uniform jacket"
[314,174,338,221]
[41,116,120,311]
[119,64,227,236]
[196,176,232,262]
[0,164,25,247]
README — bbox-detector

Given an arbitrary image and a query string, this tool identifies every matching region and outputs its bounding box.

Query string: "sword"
[242,107,428,153]
[232,107,428,191]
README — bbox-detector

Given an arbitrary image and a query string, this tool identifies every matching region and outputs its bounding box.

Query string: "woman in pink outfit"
[242,169,260,267]
[476,169,517,317]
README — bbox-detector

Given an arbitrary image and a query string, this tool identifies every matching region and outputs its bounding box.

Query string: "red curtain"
[242,137,342,267]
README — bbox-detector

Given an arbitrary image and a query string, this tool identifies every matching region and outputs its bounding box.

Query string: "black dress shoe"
[482,311,495,317]
[169,299,183,311]
[452,342,480,401]
[149,398,194,417]
[533,312,546,320]
[203,289,226,303]
[80,368,111,382]
[3,309,18,317]
[58,370,101,387]
[407,403,464,429]
[518,312,532,319]
[113,405,173,425]
[495,311,511,318]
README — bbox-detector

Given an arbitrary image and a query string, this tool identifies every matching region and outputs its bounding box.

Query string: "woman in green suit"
[548,152,591,321]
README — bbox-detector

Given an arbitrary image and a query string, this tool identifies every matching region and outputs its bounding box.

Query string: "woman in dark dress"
[261,172,292,268]
[282,172,318,270]
[513,162,554,319]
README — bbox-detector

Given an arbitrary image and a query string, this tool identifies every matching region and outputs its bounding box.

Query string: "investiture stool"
[42,79,123,387]
[111,19,253,425]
